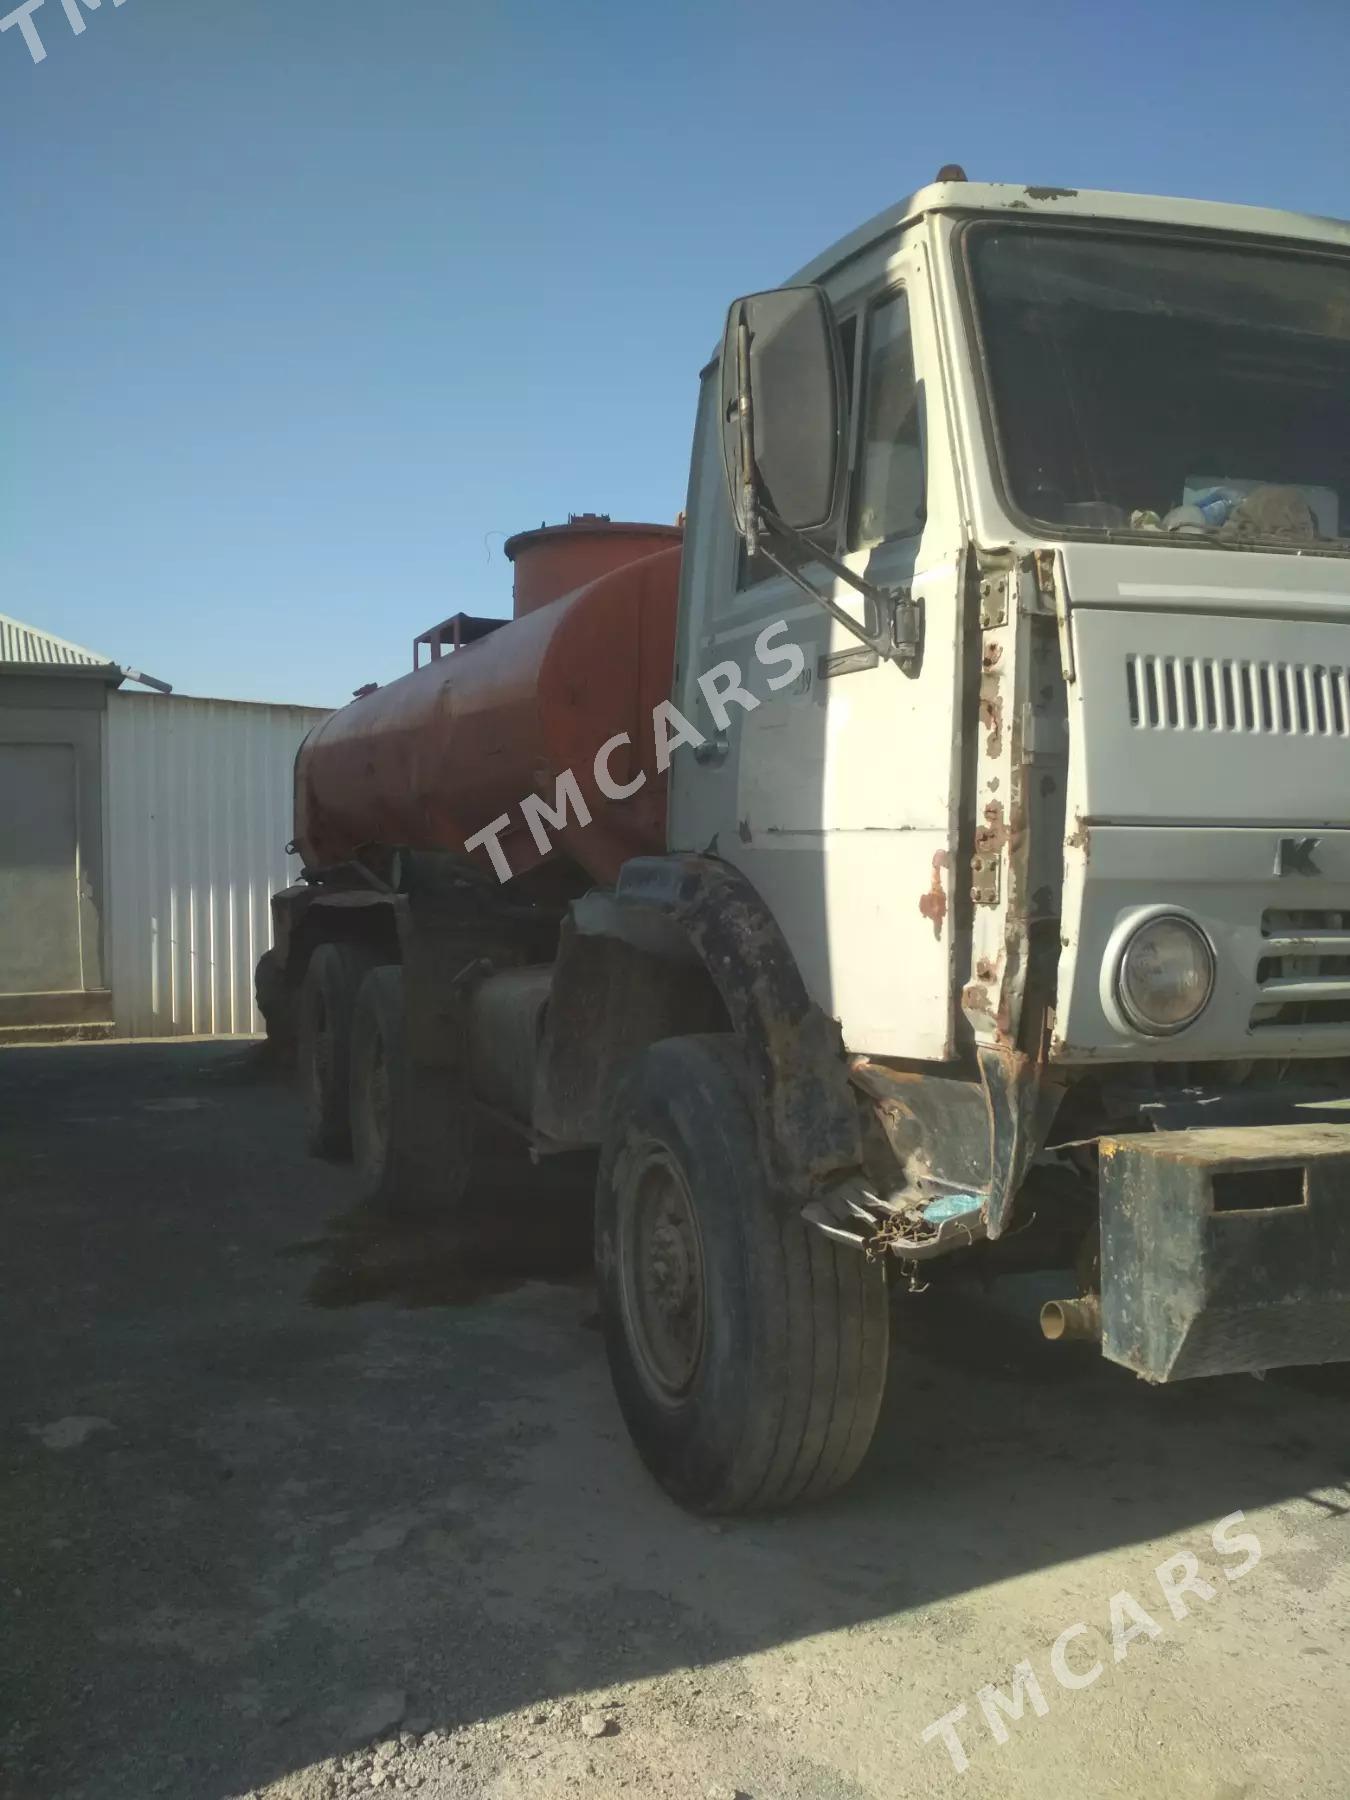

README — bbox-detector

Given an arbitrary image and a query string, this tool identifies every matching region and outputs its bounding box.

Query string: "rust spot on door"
[918,849,948,941]
[980,668,1004,758]
[975,799,1008,857]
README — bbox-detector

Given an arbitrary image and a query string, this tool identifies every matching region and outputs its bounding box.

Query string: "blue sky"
[3,0,1347,706]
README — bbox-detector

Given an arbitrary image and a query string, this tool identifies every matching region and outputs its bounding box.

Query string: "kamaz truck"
[258,177,1350,1513]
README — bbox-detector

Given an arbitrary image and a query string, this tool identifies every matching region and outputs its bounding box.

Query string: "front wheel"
[595,1034,889,1515]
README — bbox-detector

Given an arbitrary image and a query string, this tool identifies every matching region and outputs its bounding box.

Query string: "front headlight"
[1115,914,1215,1036]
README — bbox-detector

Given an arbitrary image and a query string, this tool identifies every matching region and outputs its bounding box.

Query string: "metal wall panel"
[104,692,329,1037]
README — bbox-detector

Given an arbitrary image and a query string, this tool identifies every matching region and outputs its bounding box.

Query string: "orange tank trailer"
[294,517,682,889]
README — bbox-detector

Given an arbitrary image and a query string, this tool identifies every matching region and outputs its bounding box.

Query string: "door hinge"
[970,854,1001,908]
[971,801,1005,908]
[978,572,1010,630]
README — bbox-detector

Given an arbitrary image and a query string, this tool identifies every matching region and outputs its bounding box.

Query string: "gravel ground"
[1,1040,1348,1800]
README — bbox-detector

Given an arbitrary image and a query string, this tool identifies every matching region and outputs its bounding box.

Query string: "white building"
[0,612,328,1041]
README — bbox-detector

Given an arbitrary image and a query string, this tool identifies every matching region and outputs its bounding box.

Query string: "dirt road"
[2,1042,1347,1799]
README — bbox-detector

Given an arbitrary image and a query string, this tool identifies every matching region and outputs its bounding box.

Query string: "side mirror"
[720,285,846,540]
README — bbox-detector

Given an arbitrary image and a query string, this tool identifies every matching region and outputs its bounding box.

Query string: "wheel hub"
[621,1156,706,1402]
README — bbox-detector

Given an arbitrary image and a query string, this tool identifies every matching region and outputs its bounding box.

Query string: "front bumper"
[1100,1121,1350,1381]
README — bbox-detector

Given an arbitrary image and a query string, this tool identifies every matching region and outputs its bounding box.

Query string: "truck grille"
[1251,909,1350,1031]
[1126,654,1350,737]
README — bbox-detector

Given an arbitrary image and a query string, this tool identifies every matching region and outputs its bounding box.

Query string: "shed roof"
[0,611,122,680]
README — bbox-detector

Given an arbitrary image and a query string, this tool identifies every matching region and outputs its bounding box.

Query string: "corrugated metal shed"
[104,691,329,1037]
[0,610,120,675]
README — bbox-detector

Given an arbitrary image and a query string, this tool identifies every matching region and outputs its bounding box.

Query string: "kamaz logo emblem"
[1275,836,1322,877]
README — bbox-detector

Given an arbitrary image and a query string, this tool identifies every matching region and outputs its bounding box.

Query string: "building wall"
[0,672,111,1033]
[104,691,329,1037]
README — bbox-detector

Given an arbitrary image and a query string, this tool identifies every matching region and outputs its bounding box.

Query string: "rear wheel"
[297,941,379,1159]
[595,1034,889,1514]
[349,964,475,1220]
[254,948,297,1065]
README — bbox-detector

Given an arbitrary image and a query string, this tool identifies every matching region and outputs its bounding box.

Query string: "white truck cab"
[654,176,1350,1412]
[673,179,1350,1077]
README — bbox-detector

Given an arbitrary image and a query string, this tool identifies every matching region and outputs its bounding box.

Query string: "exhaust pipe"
[1040,1295,1102,1344]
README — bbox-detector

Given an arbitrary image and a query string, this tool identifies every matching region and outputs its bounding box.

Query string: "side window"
[848,290,925,551]
[736,314,858,590]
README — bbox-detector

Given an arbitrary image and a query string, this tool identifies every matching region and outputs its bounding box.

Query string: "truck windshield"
[966,224,1350,554]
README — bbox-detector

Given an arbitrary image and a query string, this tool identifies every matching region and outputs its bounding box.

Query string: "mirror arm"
[734,319,760,561]
[755,506,922,669]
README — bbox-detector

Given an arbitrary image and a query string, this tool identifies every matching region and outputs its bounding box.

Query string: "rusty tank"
[294,514,682,888]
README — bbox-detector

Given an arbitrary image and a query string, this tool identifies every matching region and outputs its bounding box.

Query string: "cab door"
[669,236,968,1059]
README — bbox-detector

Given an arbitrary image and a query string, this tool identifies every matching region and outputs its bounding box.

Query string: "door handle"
[693,730,730,766]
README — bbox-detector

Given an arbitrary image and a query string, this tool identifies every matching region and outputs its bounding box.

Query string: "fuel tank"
[294,517,682,888]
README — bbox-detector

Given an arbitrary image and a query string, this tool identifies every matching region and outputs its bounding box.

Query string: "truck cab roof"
[788,179,1350,288]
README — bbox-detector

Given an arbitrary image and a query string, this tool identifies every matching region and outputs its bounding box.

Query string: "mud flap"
[1100,1122,1350,1382]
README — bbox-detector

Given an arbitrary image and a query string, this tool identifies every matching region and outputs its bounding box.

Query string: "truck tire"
[298,941,379,1159]
[254,948,297,1064]
[595,1033,889,1514]
[348,964,474,1220]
